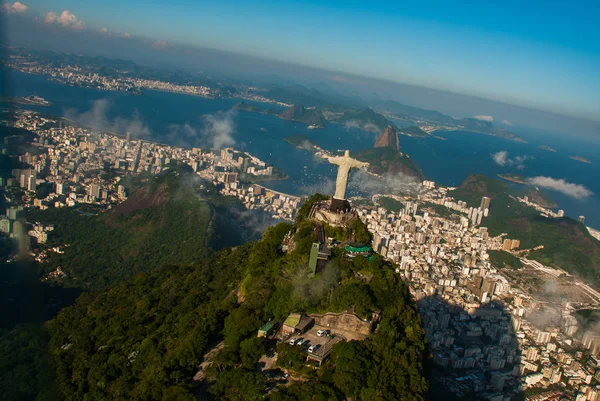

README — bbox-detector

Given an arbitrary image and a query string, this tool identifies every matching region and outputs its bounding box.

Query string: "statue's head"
[344,150,350,157]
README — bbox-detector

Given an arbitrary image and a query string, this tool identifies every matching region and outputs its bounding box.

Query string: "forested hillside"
[47,197,428,401]
[26,170,265,291]
[450,174,600,286]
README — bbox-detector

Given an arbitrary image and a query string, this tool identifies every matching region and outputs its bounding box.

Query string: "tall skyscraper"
[480,196,491,211]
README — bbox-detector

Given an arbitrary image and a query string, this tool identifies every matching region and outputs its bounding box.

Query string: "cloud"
[152,40,167,49]
[491,151,532,169]
[348,169,421,197]
[2,1,27,13]
[474,115,494,122]
[44,10,85,30]
[64,99,150,139]
[343,120,379,134]
[501,119,513,127]
[165,123,199,148]
[300,175,336,196]
[201,110,236,149]
[492,150,508,166]
[527,176,593,200]
[98,27,131,39]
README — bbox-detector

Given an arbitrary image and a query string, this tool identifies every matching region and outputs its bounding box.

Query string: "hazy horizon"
[2,1,599,140]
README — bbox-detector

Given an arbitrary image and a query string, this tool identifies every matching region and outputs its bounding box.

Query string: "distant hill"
[27,170,266,290]
[232,101,264,113]
[262,84,364,110]
[449,174,600,286]
[374,125,400,151]
[354,147,424,181]
[334,108,395,133]
[279,105,328,127]
[372,99,455,124]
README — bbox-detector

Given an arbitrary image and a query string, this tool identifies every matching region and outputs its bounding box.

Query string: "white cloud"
[201,110,236,149]
[64,99,150,139]
[343,120,379,134]
[98,27,108,33]
[152,40,167,49]
[501,119,513,127]
[2,1,27,13]
[492,150,508,166]
[44,10,85,30]
[491,151,532,169]
[528,176,593,200]
[474,115,494,122]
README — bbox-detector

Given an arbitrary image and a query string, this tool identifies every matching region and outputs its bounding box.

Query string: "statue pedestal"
[330,197,350,213]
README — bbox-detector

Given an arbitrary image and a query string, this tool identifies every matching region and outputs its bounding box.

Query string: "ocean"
[4,70,600,228]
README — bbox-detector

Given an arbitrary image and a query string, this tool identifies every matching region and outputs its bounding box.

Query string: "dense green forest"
[43,194,427,401]
[25,170,267,291]
[450,174,600,286]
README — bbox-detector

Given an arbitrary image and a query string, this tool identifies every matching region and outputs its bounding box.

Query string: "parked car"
[308,344,320,353]
[317,330,326,337]
[289,337,299,345]
[295,338,304,346]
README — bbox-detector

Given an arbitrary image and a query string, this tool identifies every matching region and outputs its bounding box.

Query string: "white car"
[289,337,299,345]
[308,344,320,353]
[317,330,326,337]
[295,338,305,346]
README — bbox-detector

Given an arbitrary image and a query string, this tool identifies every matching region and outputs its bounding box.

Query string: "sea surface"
[4,70,600,228]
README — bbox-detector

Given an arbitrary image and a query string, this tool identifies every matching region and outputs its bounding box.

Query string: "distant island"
[1,95,51,106]
[398,125,430,138]
[497,174,558,209]
[538,145,557,152]
[283,134,320,152]
[233,102,328,128]
[570,155,592,164]
[498,173,529,185]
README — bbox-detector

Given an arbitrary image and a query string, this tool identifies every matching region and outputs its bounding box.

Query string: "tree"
[208,369,265,401]
[239,337,266,370]
[331,341,371,397]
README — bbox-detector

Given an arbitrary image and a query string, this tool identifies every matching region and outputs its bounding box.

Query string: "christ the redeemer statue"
[325,150,369,200]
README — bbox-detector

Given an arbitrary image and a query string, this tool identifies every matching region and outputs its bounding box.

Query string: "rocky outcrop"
[374,125,399,151]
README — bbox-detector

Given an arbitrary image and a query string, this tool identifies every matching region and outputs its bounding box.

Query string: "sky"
[2,0,600,122]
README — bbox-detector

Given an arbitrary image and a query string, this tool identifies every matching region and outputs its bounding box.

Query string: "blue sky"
[7,0,600,121]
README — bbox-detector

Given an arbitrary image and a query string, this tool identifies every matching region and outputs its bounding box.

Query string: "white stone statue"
[325,150,369,200]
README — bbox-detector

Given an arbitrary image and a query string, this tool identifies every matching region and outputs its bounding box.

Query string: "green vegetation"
[0,323,55,401]
[377,196,404,213]
[354,147,424,180]
[232,101,265,113]
[26,171,259,290]
[488,250,523,270]
[44,193,427,400]
[419,201,459,219]
[283,135,318,151]
[450,174,600,286]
